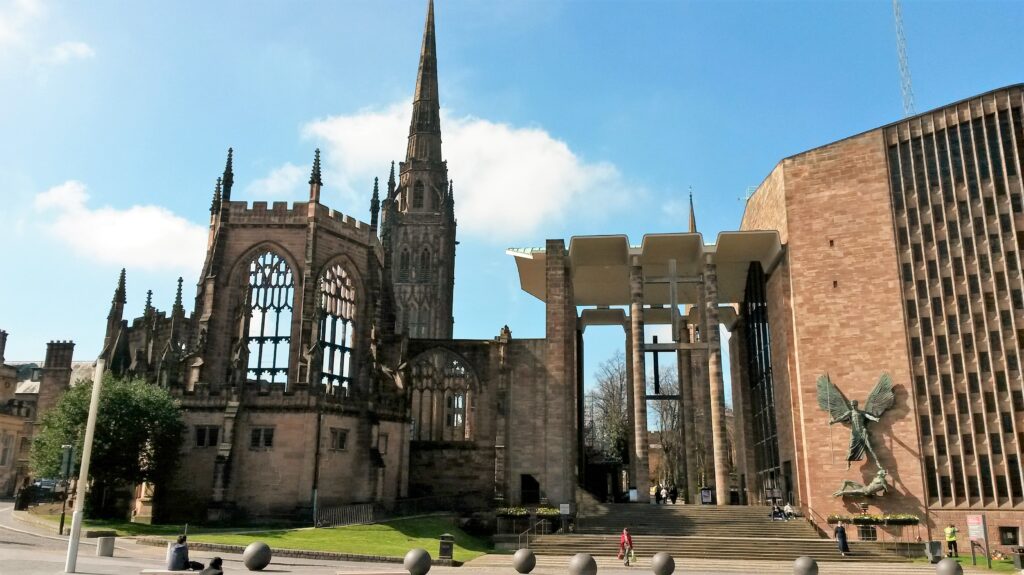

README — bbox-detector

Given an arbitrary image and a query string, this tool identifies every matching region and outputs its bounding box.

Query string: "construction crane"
[893,0,915,116]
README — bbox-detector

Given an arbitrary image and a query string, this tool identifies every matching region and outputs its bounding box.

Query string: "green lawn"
[912,555,1018,573]
[30,508,290,537]
[188,516,491,562]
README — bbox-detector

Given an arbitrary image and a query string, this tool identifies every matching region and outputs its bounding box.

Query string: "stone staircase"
[526,503,915,563]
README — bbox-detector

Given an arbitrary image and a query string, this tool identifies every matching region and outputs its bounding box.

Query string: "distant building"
[0,330,76,496]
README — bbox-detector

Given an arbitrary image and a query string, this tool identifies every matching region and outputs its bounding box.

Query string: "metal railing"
[314,495,465,528]
[315,502,375,528]
[518,518,553,549]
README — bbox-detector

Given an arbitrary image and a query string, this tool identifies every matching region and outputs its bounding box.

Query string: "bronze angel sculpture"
[817,373,895,469]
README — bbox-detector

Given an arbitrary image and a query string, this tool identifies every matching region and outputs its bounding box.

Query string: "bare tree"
[585,351,629,463]
[648,366,685,488]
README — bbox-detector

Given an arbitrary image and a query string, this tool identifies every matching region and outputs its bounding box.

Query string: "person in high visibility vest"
[944,524,959,558]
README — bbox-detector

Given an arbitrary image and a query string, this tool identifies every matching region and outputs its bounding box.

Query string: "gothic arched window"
[413,181,424,209]
[246,251,294,385]
[399,250,411,282]
[408,349,476,441]
[418,248,431,283]
[319,263,355,395]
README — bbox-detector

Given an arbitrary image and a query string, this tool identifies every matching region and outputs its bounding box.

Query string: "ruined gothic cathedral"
[101,1,577,521]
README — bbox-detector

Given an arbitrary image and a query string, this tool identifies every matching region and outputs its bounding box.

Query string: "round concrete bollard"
[95,536,115,557]
[651,552,675,575]
[242,541,272,571]
[404,547,432,575]
[935,557,963,575]
[793,555,818,575]
[513,548,536,574]
[569,553,597,575]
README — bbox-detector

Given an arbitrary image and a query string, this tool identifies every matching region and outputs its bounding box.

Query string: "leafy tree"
[30,374,184,516]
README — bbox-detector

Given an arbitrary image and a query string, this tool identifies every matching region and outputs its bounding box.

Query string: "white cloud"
[33,180,207,275]
[244,162,306,199]
[42,40,94,65]
[0,0,45,49]
[289,103,630,242]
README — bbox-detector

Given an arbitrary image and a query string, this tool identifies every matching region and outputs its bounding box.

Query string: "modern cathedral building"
[90,0,1024,545]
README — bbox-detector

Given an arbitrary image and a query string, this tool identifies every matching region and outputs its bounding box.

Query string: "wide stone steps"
[556,503,913,563]
[467,554,938,574]
[526,535,912,563]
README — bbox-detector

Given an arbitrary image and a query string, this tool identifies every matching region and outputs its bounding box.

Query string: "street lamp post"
[64,358,105,573]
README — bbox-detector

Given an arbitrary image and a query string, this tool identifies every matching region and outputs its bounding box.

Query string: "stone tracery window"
[408,349,475,441]
[413,181,424,209]
[319,262,355,394]
[399,250,411,282]
[246,251,294,385]
[418,248,431,282]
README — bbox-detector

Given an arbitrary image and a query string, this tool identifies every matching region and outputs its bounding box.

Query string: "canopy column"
[704,257,730,505]
[629,263,650,502]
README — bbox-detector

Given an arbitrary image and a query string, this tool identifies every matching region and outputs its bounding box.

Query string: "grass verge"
[187,516,491,562]
[911,555,1018,573]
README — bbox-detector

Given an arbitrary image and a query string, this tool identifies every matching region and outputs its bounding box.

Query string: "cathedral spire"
[211,177,222,214]
[405,0,442,164]
[370,177,381,232]
[688,189,697,234]
[221,147,234,201]
[309,148,323,203]
[144,289,153,316]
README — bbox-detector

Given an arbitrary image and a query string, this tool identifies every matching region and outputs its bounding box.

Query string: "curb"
[134,537,460,567]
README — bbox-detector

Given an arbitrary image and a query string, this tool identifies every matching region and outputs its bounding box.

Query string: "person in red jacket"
[618,527,635,566]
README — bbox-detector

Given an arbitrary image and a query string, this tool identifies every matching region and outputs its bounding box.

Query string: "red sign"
[967,514,987,542]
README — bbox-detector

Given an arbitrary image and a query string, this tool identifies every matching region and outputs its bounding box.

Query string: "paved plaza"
[0,504,987,575]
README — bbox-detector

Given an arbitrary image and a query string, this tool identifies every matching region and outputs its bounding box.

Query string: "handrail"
[518,518,551,549]
[797,503,832,538]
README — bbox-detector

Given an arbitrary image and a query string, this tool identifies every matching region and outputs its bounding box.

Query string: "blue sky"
[1,0,1022,398]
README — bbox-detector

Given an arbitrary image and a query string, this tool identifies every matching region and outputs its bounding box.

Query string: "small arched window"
[319,263,356,395]
[413,181,424,209]
[399,250,411,282]
[246,251,295,385]
[418,249,431,282]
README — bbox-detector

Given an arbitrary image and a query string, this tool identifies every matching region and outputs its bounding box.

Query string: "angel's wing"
[816,374,851,420]
[863,372,895,417]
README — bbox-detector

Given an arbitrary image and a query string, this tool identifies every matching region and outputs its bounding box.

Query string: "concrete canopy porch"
[508,231,782,505]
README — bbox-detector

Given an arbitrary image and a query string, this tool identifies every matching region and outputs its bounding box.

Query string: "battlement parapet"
[225,201,309,225]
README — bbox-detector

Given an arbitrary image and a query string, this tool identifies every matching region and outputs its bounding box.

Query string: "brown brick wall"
[744,130,927,528]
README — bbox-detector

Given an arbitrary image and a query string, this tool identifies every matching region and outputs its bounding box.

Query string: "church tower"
[382,0,456,339]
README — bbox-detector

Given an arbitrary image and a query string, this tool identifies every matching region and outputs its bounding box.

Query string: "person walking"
[669,486,678,505]
[834,521,850,557]
[618,527,635,566]
[654,484,663,505]
[660,486,668,504]
[944,523,959,557]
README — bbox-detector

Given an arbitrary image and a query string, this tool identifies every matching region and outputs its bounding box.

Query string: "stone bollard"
[935,557,963,575]
[95,536,115,557]
[242,541,272,571]
[404,548,432,575]
[513,548,536,574]
[569,553,597,575]
[651,552,675,575]
[793,556,818,575]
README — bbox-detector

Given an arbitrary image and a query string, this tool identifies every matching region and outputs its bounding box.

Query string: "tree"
[30,374,185,517]
[585,351,630,463]
[649,366,684,488]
